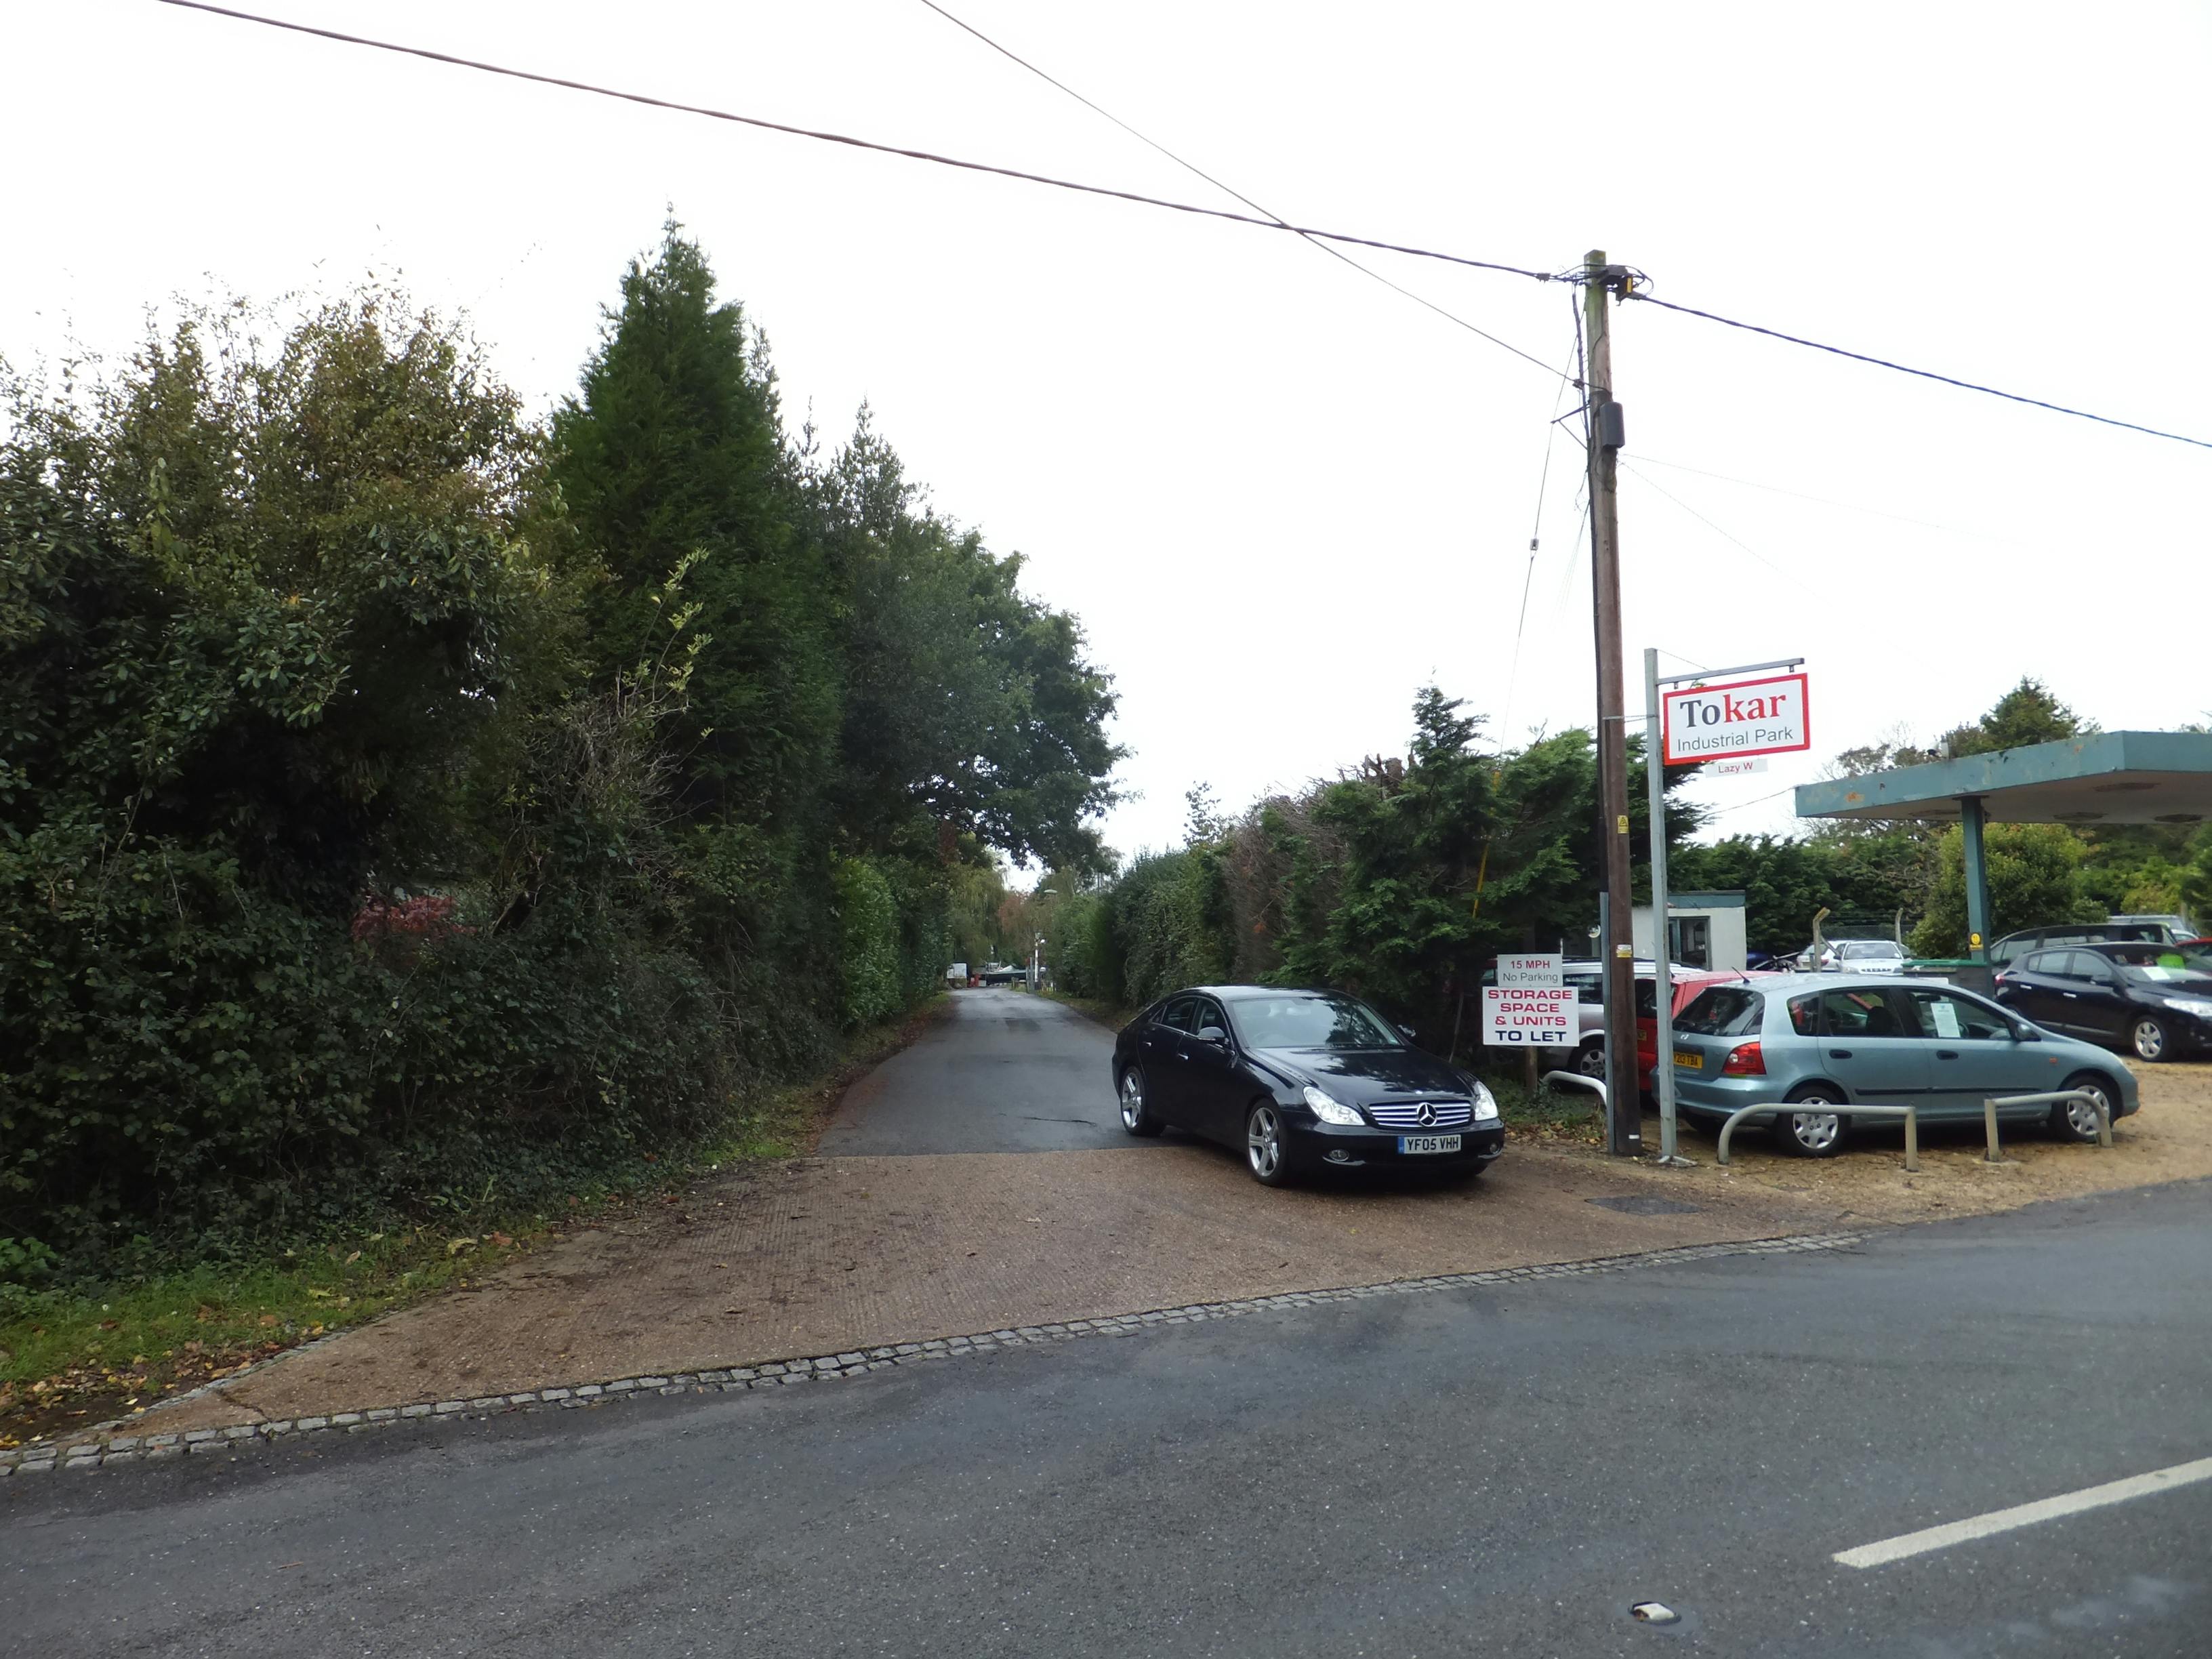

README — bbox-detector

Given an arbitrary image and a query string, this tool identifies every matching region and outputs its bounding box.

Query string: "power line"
[1628,291,2212,453]
[1700,781,1800,815]
[1618,460,1818,600]
[155,1,2212,454]
[912,0,1565,379]
[1633,453,2100,560]
[1500,342,1586,727]
[153,1,1559,287]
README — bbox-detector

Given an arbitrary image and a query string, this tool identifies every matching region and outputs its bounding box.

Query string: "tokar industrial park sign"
[1661,671,1810,766]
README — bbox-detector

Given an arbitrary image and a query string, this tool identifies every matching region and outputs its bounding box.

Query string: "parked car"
[1112,986,1505,1185]
[1986,922,2176,968]
[1820,939,1906,975]
[1783,935,1900,972]
[1635,970,1782,1096]
[1993,941,2212,1062]
[1666,973,2136,1158]
[2108,912,2201,942]
[1547,959,1702,1078]
[976,962,1024,985]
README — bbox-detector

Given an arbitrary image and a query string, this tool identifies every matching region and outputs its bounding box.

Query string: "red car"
[1635,970,1782,1097]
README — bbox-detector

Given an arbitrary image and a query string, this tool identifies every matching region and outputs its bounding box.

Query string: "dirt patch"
[1575,1059,2212,1224]
[128,1139,1837,1438]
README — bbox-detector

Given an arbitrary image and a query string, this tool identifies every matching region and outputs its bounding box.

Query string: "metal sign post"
[1647,652,1807,1168]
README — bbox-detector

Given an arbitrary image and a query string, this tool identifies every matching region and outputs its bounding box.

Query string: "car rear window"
[1676,985,1763,1037]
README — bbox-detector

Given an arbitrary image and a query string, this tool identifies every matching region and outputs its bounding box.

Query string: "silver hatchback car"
[1669,973,2139,1157]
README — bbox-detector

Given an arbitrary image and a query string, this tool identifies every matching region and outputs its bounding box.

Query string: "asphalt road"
[7,1179,2208,1658]
[817,987,1134,1155]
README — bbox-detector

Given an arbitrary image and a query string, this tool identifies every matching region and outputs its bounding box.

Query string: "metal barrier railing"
[1983,1090,2112,1160]
[1541,1069,1607,1109]
[1542,1076,2113,1170]
[1717,1102,1921,1172]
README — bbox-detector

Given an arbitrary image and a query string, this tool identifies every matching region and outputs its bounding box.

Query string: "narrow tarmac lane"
[7,1181,2206,1657]
[817,987,1134,1155]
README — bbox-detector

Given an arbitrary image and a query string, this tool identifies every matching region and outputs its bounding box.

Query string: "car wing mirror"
[1397,1022,1418,1040]
[1196,1025,1229,1045]
[2013,1023,2041,1042]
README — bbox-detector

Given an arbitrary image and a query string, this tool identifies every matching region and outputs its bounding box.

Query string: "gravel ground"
[1579,1057,2212,1225]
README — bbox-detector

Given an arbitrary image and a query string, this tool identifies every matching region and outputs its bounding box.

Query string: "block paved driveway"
[134,989,1830,1435]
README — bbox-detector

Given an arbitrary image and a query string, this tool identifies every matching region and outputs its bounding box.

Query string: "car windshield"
[1676,985,1764,1036]
[1228,994,1403,1050]
[2097,944,2212,977]
[2114,961,2212,988]
[1840,941,1900,958]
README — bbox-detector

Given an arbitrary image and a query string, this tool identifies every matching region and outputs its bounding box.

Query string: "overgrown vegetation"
[1045,688,1699,1053]
[0,226,1118,1274]
[1054,677,2208,1063]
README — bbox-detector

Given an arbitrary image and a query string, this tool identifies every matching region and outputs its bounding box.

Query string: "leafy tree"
[2175,830,2212,926]
[1908,823,2104,956]
[1942,677,2086,758]
[811,415,1122,871]
[1,297,731,1258]
[552,224,838,829]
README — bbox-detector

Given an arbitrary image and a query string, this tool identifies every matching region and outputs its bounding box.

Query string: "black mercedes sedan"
[1112,985,1505,1185]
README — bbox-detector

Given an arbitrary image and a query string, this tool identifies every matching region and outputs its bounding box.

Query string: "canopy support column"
[1960,795,1990,962]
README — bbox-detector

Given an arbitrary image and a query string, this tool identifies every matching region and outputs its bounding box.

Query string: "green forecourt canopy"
[1793,731,2212,960]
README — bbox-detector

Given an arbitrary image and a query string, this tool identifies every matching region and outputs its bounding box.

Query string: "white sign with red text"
[1662,672,1810,765]
[1483,985,1578,1044]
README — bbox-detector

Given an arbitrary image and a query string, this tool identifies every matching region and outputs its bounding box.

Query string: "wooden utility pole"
[1582,250,1641,1158]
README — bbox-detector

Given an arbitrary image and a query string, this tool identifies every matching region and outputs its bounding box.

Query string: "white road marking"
[1835,1456,2212,1569]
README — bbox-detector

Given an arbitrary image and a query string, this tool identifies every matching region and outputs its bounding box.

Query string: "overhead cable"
[153,1,1557,286]
[911,0,1564,378]
[157,1,2212,453]
[1629,292,2212,453]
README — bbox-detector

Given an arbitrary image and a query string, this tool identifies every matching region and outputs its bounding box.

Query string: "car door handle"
[1936,1050,1960,1061]
[1828,1048,1853,1059]
[2060,991,2079,999]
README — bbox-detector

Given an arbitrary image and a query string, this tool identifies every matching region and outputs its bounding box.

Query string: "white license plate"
[1397,1134,1462,1155]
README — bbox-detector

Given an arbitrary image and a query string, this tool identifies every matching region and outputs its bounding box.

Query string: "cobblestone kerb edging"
[1,1232,1860,1475]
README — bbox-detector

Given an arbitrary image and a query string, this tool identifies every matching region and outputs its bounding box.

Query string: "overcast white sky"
[9,1,2209,874]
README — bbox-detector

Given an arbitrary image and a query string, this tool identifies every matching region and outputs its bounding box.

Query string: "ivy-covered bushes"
[1,231,1121,1266]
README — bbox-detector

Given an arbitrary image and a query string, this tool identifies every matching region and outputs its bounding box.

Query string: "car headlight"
[2162,996,2212,1018]
[1469,1083,1500,1124]
[1302,1084,1364,1126]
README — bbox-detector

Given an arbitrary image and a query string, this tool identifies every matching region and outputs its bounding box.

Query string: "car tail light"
[1721,1041,1765,1077]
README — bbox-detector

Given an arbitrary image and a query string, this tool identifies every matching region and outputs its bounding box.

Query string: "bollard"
[2095,1097,2113,1148]
[1983,1097,2003,1163]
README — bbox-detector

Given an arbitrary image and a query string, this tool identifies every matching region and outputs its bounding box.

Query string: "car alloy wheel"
[1574,1041,1607,1080]
[1246,1103,1290,1185]
[2054,1073,2113,1143]
[1118,1068,1164,1137]
[2131,1018,2169,1062]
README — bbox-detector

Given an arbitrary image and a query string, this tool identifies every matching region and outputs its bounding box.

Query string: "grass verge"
[0,996,947,1449]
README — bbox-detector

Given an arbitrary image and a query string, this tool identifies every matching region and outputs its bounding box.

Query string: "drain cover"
[1589,1194,1700,1216]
